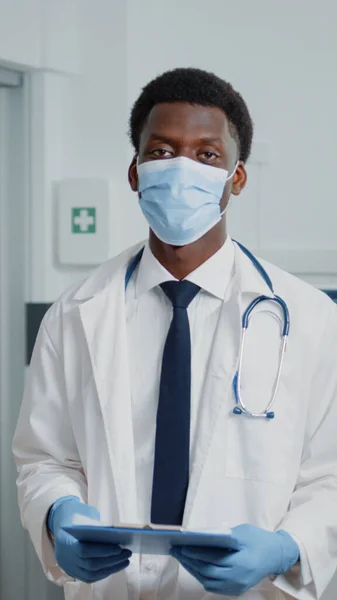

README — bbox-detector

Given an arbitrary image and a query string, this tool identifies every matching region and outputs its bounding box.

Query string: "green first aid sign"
[72,207,96,234]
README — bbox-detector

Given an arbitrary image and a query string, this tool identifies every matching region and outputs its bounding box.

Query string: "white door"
[0,68,62,600]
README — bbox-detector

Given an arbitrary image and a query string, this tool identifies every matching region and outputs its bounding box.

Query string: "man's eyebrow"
[148,134,176,145]
[198,136,223,145]
[147,134,224,145]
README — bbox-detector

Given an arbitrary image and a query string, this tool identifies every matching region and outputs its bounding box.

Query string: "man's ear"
[128,156,138,192]
[231,162,247,196]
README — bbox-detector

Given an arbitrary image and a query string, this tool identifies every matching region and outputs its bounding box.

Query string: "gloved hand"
[171,524,299,596]
[48,496,132,583]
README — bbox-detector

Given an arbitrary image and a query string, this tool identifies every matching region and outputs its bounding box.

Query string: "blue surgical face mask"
[137,156,237,246]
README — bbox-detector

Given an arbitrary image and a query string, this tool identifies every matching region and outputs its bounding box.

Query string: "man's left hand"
[171,524,299,596]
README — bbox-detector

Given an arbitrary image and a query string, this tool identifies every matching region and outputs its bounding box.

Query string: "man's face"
[129,102,247,211]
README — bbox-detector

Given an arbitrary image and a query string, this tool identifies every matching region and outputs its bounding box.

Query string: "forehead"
[140,102,235,147]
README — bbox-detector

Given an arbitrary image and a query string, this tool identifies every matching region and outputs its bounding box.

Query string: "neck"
[149,222,227,280]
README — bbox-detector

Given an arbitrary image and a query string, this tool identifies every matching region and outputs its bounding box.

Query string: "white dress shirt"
[125,238,235,597]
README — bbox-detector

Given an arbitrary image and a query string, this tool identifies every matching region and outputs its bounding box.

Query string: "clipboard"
[64,522,240,555]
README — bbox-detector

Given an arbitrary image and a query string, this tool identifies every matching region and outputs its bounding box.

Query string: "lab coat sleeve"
[12,314,87,586]
[273,303,337,600]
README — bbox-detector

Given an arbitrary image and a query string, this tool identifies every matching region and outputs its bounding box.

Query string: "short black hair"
[129,67,254,163]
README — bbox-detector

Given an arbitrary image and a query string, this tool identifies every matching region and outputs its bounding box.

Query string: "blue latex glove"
[171,524,299,596]
[48,496,132,583]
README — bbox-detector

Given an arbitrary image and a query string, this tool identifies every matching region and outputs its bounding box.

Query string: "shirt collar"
[135,237,235,300]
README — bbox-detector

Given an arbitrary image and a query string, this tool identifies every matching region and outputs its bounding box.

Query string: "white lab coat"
[13,241,337,600]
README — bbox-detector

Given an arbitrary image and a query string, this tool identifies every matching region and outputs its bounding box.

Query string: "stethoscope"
[125,241,290,420]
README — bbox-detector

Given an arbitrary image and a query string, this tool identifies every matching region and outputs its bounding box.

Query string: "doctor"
[13,67,337,600]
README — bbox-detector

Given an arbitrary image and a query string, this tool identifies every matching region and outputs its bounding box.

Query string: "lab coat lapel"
[183,281,242,527]
[78,264,137,524]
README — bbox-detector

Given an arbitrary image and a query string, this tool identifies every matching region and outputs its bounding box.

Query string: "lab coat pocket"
[64,581,91,600]
[224,309,300,485]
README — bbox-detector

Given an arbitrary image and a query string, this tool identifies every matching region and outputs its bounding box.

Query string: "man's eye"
[201,151,218,161]
[149,149,172,158]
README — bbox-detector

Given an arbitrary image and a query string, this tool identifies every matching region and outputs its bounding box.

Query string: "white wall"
[0,0,41,68]
[0,0,79,72]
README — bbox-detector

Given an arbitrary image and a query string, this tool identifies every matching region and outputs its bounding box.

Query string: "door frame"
[0,73,27,600]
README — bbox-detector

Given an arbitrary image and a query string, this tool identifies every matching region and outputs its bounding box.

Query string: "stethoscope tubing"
[125,241,290,420]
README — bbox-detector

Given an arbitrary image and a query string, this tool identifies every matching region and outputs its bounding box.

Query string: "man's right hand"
[47,496,131,583]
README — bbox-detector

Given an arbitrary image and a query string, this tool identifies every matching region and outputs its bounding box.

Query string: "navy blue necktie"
[151,280,201,525]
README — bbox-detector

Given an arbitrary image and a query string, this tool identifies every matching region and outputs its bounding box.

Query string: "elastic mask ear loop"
[220,161,239,217]
[135,155,142,198]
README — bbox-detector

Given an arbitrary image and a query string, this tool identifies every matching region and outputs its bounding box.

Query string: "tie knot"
[160,280,200,309]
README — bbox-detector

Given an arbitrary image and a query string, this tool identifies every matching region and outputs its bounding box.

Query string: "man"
[13,68,337,600]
